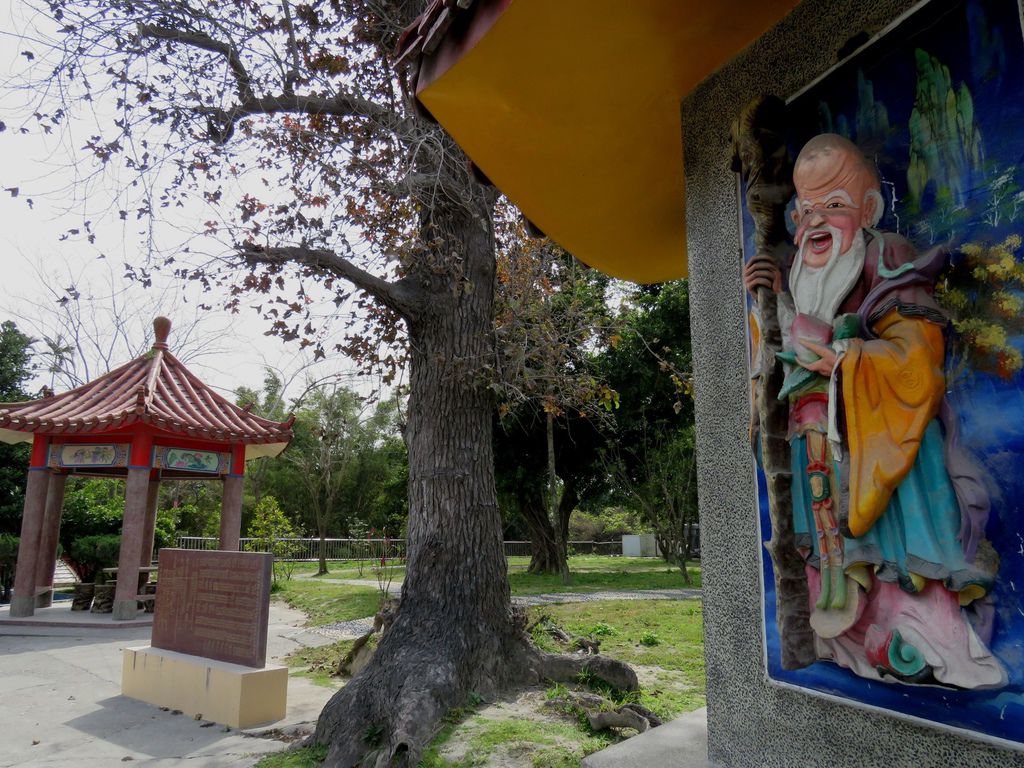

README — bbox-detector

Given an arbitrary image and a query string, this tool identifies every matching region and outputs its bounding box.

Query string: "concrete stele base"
[34,589,53,609]
[122,645,287,729]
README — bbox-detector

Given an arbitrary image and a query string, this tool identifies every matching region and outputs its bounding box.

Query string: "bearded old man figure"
[744,133,1005,689]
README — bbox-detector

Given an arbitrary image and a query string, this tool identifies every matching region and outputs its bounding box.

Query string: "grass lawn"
[529,599,706,717]
[274,578,383,626]
[287,555,700,594]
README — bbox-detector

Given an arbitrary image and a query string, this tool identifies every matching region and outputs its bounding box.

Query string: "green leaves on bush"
[0,533,18,564]
[589,622,616,637]
[67,534,121,583]
[246,495,300,584]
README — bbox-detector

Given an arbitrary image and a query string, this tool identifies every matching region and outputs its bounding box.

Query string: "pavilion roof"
[395,0,799,283]
[0,317,293,453]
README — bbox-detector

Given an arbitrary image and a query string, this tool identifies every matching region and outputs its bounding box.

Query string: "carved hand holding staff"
[730,95,815,669]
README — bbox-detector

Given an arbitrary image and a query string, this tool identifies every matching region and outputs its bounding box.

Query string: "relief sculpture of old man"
[744,134,1005,689]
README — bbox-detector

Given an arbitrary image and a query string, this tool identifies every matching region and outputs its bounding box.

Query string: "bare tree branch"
[137,23,254,103]
[279,0,302,94]
[227,91,402,125]
[137,23,404,133]
[238,244,422,319]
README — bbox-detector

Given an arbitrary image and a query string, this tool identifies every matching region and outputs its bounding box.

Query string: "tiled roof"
[394,0,475,73]
[0,317,293,446]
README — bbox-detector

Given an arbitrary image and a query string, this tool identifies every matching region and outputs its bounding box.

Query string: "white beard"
[789,227,866,322]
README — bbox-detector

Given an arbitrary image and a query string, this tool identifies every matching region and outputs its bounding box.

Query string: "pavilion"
[0,317,293,620]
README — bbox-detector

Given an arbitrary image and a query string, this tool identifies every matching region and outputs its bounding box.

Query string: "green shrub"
[0,533,18,564]
[68,534,121,583]
[246,496,300,584]
[589,622,617,637]
[0,534,18,597]
[640,631,661,647]
[153,508,179,554]
[59,479,125,550]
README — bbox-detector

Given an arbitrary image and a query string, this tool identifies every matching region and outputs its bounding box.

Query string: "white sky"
[0,3,377,405]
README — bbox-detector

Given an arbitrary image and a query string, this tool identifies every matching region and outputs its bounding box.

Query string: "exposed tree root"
[312,603,639,766]
[337,600,399,677]
[546,691,664,733]
[527,613,603,655]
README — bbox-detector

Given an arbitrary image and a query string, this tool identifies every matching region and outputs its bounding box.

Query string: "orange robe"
[840,310,946,538]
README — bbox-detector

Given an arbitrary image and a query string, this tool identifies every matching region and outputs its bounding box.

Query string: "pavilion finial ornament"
[742,132,1005,689]
[152,316,172,350]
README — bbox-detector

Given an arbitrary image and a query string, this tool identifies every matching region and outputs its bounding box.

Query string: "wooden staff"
[730,95,816,669]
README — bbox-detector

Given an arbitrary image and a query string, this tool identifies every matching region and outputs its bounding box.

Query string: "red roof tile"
[0,318,293,446]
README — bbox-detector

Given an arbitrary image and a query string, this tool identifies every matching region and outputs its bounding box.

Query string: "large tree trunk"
[312,192,633,767]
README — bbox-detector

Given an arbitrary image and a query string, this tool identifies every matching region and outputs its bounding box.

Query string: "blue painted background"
[745,0,1024,745]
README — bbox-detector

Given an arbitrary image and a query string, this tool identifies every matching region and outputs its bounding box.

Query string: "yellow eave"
[416,0,798,283]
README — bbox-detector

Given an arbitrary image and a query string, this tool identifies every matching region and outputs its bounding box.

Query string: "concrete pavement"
[0,602,336,768]
[582,707,710,768]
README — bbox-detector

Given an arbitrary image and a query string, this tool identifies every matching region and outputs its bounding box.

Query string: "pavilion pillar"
[220,477,244,551]
[139,478,161,566]
[11,436,51,618]
[34,473,67,608]
[219,445,245,551]
[113,466,151,621]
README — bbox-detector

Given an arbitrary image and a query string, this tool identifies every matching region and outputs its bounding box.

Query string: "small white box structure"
[621,534,660,557]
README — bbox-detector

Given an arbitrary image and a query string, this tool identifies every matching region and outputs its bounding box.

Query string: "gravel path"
[307,587,703,640]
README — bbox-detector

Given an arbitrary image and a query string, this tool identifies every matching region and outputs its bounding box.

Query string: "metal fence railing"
[175,536,627,561]
[175,536,407,562]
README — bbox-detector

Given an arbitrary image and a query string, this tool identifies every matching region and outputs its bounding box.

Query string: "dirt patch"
[431,686,617,768]
[632,664,696,692]
[434,688,574,765]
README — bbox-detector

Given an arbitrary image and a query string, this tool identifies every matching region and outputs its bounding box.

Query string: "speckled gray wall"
[683,1,1024,766]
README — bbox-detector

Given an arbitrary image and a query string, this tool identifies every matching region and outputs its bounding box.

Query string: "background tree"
[600,281,699,582]
[162,479,223,539]
[7,259,232,391]
[614,426,699,584]
[14,2,635,762]
[493,235,617,577]
[238,372,408,542]
[494,410,606,574]
[288,386,363,575]
[0,321,36,534]
[336,397,408,536]
[236,369,293,522]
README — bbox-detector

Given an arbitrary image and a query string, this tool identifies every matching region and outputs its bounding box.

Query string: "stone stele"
[151,548,273,667]
[121,549,286,728]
